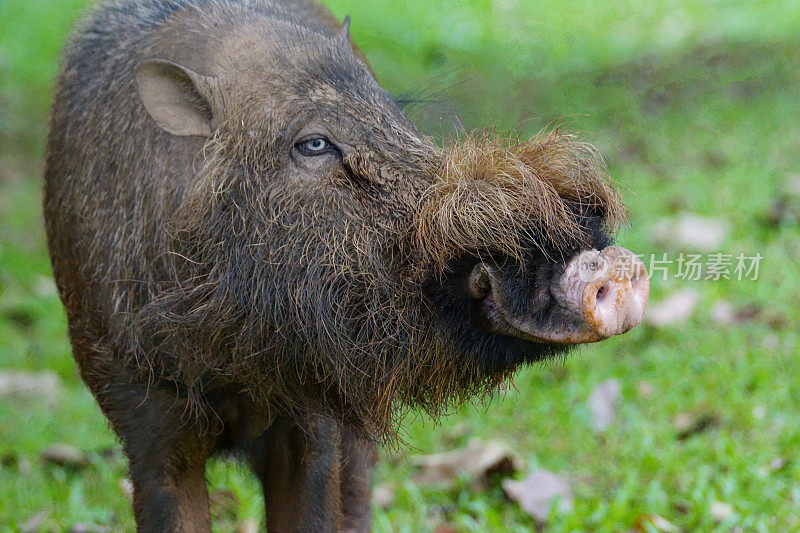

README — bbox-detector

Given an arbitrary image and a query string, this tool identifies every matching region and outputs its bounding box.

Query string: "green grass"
[2,0,799,530]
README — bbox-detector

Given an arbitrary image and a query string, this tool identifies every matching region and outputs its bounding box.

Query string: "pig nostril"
[596,282,610,304]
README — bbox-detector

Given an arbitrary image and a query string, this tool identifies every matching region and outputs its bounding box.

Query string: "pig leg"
[99,377,216,532]
[246,415,342,532]
[338,428,375,533]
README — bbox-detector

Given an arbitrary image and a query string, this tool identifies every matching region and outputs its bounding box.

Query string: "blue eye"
[296,136,335,156]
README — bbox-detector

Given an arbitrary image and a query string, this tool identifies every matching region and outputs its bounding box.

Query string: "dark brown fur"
[44,0,623,530]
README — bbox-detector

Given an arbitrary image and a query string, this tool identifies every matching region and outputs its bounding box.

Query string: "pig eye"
[295,136,337,157]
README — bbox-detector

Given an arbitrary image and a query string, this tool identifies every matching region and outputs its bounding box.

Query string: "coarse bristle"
[414,128,626,274]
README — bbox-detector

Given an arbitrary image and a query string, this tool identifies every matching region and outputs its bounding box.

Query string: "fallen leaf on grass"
[711,300,762,326]
[645,289,700,328]
[634,513,680,532]
[652,213,727,251]
[411,438,522,490]
[673,412,719,440]
[763,311,789,331]
[372,483,394,509]
[502,470,573,522]
[0,370,61,404]
[118,477,134,500]
[710,501,734,523]
[41,444,89,468]
[765,175,800,227]
[672,499,692,515]
[588,378,621,432]
[764,197,800,227]
[95,446,125,462]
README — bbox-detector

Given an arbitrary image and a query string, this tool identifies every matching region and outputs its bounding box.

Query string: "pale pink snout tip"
[561,246,650,341]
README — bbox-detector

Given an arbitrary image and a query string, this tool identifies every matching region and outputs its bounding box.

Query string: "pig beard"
[130,150,506,442]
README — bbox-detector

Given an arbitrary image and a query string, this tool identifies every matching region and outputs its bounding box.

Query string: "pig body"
[44,0,647,530]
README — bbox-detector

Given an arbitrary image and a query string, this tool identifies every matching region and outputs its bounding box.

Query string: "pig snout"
[558,246,649,341]
[470,246,649,345]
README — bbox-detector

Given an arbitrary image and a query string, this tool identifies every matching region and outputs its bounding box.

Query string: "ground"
[1,0,799,530]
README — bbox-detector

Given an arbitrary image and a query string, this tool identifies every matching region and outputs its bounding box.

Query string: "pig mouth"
[468,246,650,345]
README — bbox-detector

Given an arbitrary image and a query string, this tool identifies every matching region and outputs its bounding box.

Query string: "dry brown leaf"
[502,470,573,522]
[588,378,621,432]
[0,371,61,404]
[411,438,522,490]
[645,289,700,328]
[767,174,800,226]
[673,412,719,440]
[764,194,800,227]
[41,444,89,468]
[711,300,762,326]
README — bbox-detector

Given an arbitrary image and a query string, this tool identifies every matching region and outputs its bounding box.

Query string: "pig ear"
[336,15,351,42]
[135,59,217,138]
